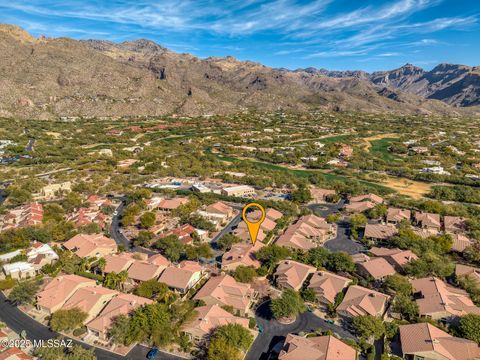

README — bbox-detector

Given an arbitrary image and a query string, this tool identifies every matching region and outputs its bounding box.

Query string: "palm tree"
[117,270,129,291]
[104,272,118,289]
[96,258,106,276]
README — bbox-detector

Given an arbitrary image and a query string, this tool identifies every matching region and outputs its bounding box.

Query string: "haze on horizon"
[0,0,478,72]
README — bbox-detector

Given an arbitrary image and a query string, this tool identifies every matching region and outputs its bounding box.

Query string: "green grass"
[294,134,353,145]
[369,138,399,162]
[209,149,393,194]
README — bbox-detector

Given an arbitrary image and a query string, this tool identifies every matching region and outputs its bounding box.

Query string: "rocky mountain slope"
[0,24,477,119]
[301,63,480,107]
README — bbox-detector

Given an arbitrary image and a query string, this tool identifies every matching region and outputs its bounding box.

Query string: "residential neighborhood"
[1,110,480,360]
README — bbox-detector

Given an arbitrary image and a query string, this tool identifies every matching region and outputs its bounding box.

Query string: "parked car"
[146,347,158,359]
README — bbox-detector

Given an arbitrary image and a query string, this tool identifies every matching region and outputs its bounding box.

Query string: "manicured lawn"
[369,138,399,162]
[209,149,394,194]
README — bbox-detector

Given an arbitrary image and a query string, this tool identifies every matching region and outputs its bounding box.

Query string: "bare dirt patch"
[45,131,61,139]
[362,133,399,150]
[379,176,433,199]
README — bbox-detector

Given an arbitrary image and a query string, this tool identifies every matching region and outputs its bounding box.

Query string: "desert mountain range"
[0,24,478,119]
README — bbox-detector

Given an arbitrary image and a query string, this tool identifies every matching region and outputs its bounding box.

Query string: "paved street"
[308,201,365,255]
[110,200,157,256]
[324,219,365,254]
[0,292,182,360]
[246,300,356,360]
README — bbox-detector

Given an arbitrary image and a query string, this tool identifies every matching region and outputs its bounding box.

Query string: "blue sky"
[0,0,478,71]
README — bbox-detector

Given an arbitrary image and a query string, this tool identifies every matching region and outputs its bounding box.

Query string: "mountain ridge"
[0,24,478,119]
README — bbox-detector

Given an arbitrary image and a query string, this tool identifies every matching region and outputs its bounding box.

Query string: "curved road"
[246,301,356,360]
[0,293,182,360]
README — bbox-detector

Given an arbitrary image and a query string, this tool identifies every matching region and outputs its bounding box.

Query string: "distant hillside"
[0,24,478,119]
[299,63,480,107]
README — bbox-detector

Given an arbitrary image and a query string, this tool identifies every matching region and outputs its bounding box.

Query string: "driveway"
[0,293,182,360]
[246,300,356,360]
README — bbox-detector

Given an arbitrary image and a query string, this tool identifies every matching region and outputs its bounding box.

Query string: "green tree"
[291,185,312,204]
[211,323,254,352]
[50,308,88,332]
[459,314,480,344]
[185,243,214,260]
[366,204,388,220]
[109,314,131,345]
[155,235,184,262]
[9,279,40,305]
[391,294,418,321]
[256,245,292,269]
[350,213,367,230]
[135,279,170,300]
[139,212,156,228]
[351,315,385,340]
[404,252,454,278]
[307,247,330,268]
[207,337,241,360]
[270,289,306,320]
[217,234,243,251]
[326,252,355,273]
[233,266,257,283]
[383,274,412,295]
[301,287,316,302]
[135,230,154,247]
[326,213,341,223]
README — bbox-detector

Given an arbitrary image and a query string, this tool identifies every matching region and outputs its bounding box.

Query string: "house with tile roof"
[265,208,283,221]
[36,274,96,316]
[182,304,250,344]
[369,247,418,272]
[345,201,377,213]
[399,322,480,360]
[158,261,204,294]
[0,347,33,360]
[234,221,267,243]
[307,271,351,305]
[0,203,43,231]
[193,274,255,316]
[278,333,357,360]
[356,257,396,280]
[160,224,197,245]
[386,208,411,224]
[197,201,235,228]
[444,216,466,234]
[336,285,389,318]
[127,259,168,283]
[63,233,117,259]
[411,277,480,320]
[275,215,333,251]
[274,260,316,291]
[61,286,118,322]
[68,207,107,230]
[158,197,189,212]
[350,193,384,204]
[86,293,153,341]
[364,223,398,241]
[221,242,264,271]
[414,212,441,232]
[451,233,473,252]
[456,264,480,285]
[309,187,336,203]
[103,252,140,274]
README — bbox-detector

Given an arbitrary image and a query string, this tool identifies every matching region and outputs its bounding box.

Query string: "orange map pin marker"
[242,203,266,245]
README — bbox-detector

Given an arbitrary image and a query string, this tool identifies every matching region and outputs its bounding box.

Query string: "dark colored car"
[146,347,158,359]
